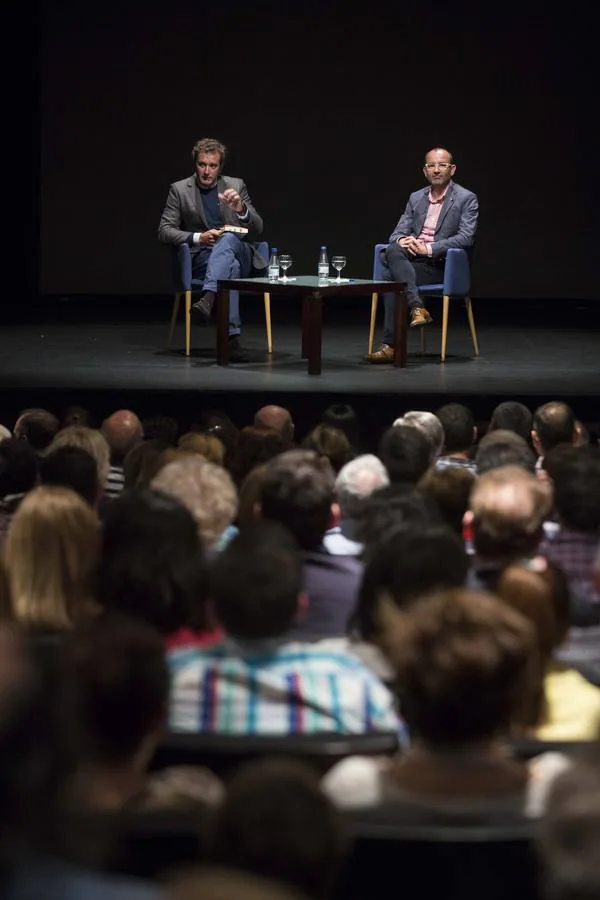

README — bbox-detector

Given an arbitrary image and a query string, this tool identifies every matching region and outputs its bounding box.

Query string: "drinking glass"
[331,255,346,282]
[279,254,292,281]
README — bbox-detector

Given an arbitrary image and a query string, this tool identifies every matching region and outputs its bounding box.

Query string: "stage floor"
[1,296,599,431]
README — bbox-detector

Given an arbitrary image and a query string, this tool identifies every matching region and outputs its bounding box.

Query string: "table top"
[218,275,406,294]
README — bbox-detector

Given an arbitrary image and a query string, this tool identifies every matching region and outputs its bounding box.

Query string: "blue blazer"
[389,181,478,260]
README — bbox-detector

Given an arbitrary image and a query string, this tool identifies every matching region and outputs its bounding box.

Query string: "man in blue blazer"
[367,148,478,364]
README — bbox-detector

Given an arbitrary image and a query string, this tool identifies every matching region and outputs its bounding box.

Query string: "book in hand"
[220,225,249,235]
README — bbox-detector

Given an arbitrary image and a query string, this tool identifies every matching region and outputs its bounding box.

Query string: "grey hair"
[334,454,389,520]
[393,411,445,465]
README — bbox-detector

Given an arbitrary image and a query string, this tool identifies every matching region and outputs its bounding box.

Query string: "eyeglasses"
[425,162,453,170]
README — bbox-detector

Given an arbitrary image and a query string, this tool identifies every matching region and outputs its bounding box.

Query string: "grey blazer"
[158,174,265,268]
[389,181,478,259]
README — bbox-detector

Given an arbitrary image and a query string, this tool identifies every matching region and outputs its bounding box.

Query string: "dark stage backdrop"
[40,1,596,299]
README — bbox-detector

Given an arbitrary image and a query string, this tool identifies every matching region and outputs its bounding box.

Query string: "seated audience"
[168,522,401,735]
[3,486,100,635]
[0,438,39,544]
[39,445,100,508]
[324,588,559,817]
[101,409,144,499]
[98,488,214,649]
[47,426,111,497]
[253,405,295,447]
[257,450,362,641]
[321,402,362,454]
[230,426,286,487]
[61,404,93,429]
[420,466,475,535]
[378,424,432,484]
[475,429,537,475]
[355,483,442,560]
[177,431,226,466]
[488,401,533,443]
[123,438,172,490]
[393,410,445,467]
[324,454,389,556]
[236,463,268,529]
[209,758,347,899]
[434,403,477,474]
[302,424,351,474]
[13,407,60,453]
[532,401,579,468]
[141,415,179,446]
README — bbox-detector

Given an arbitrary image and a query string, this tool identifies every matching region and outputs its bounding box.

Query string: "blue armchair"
[368,245,479,362]
[167,240,272,357]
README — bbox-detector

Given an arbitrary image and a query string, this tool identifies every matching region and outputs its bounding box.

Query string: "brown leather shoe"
[366,343,395,364]
[410,306,433,328]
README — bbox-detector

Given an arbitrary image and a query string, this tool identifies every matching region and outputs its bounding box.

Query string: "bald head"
[101,410,143,462]
[253,406,294,444]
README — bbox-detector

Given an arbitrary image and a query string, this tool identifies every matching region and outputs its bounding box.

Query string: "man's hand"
[398,236,428,256]
[219,188,246,214]
[199,228,223,247]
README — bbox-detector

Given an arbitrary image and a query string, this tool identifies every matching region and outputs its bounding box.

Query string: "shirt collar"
[428,182,451,204]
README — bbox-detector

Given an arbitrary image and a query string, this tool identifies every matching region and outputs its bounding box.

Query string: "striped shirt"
[168,638,403,737]
[106,464,125,499]
[417,185,450,254]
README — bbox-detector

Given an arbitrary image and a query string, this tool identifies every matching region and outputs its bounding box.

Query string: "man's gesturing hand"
[219,188,246,214]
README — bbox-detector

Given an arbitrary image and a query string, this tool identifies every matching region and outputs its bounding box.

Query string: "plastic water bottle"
[318,246,329,281]
[268,248,280,282]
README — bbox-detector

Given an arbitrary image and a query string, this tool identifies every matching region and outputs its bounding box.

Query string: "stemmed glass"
[331,255,347,282]
[279,254,293,282]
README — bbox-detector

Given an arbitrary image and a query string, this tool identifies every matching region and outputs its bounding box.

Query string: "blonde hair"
[177,432,226,466]
[152,457,238,548]
[3,486,100,630]
[47,426,111,491]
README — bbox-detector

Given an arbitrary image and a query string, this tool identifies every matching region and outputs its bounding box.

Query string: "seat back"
[372,243,470,297]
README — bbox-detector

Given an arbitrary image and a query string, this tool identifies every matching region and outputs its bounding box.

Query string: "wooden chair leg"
[184,290,191,357]
[368,293,378,354]
[420,329,426,355]
[465,296,479,356]
[264,292,273,354]
[168,293,180,349]
[441,295,450,362]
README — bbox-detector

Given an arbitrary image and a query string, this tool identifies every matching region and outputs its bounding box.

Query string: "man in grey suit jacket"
[367,147,478,364]
[158,137,265,362]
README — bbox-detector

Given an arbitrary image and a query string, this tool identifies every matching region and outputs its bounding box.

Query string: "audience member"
[475,429,537,475]
[210,759,348,899]
[4,486,100,634]
[236,464,268,529]
[393,410,445,467]
[258,450,362,641]
[177,431,226,466]
[355,483,442,559]
[141,415,179,446]
[39,445,100,508]
[101,409,144,499]
[488,401,533,443]
[98,489,212,648]
[152,456,238,552]
[0,424,12,442]
[420,466,475,535]
[324,454,389,556]
[321,403,362,453]
[13,408,60,453]
[434,403,477,473]
[194,409,239,467]
[532,401,578,466]
[302,424,351,474]
[47,426,111,496]
[168,521,401,735]
[378,424,432,484]
[123,438,172,490]
[230,426,286,486]
[0,439,39,544]
[61,405,93,429]
[253,405,295,446]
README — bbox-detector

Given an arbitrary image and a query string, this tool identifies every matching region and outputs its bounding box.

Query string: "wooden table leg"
[393,286,408,368]
[216,288,229,365]
[304,293,323,375]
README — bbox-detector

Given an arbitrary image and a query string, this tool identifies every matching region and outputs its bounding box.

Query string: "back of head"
[544,445,600,532]
[101,409,143,462]
[210,521,302,640]
[533,402,577,455]
[4,486,100,631]
[99,488,206,634]
[61,613,168,772]
[0,438,39,498]
[13,408,60,453]
[321,403,360,448]
[489,401,533,443]
[39,445,99,507]
[210,758,347,899]
[420,466,475,534]
[61,405,92,429]
[435,403,475,455]
[253,405,294,445]
[470,465,552,560]
[378,424,432,484]
[178,431,226,466]
[152,456,238,548]
[259,450,335,551]
[232,426,287,486]
[141,415,179,446]
[389,588,536,746]
[475,429,537,475]
[539,753,600,900]
[48,426,110,493]
[355,483,441,554]
[395,410,445,465]
[355,523,468,642]
[302,424,351,474]
[168,868,310,900]
[123,438,171,489]
[335,454,389,522]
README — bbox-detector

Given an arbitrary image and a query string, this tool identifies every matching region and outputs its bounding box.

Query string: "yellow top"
[536,664,600,741]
